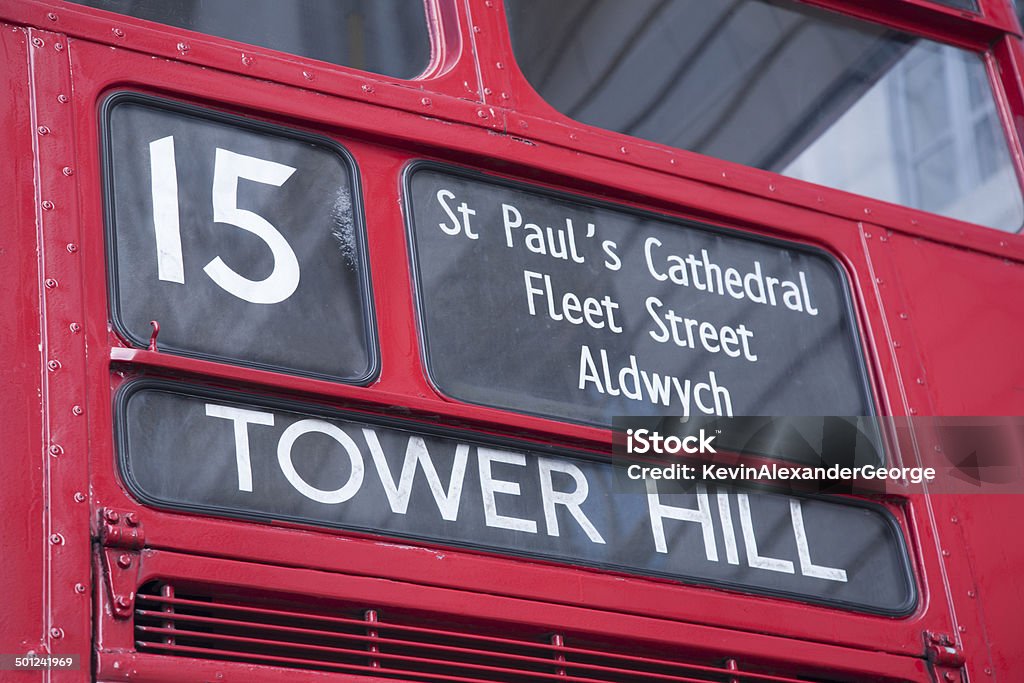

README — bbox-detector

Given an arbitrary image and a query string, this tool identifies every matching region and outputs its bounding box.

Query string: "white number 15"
[148,135,301,305]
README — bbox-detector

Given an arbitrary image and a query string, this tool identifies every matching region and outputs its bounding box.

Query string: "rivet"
[958,625,967,633]
[485,0,494,6]
[176,41,189,53]
[999,240,1008,248]
[62,166,74,176]
[112,27,125,38]
[44,278,58,289]
[49,444,63,456]
[476,109,488,119]
[50,533,64,545]
[241,54,254,66]
[361,83,374,93]
[69,322,81,332]
[942,549,950,557]
[483,87,492,96]
[38,126,50,136]
[893,341,901,348]
[899,312,908,319]
[864,231,872,238]
[42,200,54,210]
[934,444,942,452]
[951,516,958,523]
[985,667,993,675]
[473,25,481,33]
[73,492,86,503]
[302,70,313,80]
[879,235,888,242]
[864,207,872,215]
[74,583,86,594]
[768,183,776,192]
[49,627,63,639]
[32,37,44,48]
[117,554,132,569]
[619,146,628,154]
[876,277,884,284]
[816,196,824,203]
[518,119,528,129]
[47,359,61,371]
[47,12,58,21]
[569,133,579,141]
[910,218,919,226]
[421,97,432,106]
[67,243,78,253]
[113,661,122,671]
[72,405,83,416]
[57,94,68,103]
[968,590,976,598]
[910,408,918,415]
[54,42,63,51]
[495,61,505,70]
[103,509,120,524]
[500,92,509,100]
[917,377,925,385]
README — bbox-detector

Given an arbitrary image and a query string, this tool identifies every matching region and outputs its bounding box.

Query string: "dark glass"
[68,0,431,79]
[928,0,978,10]
[103,94,376,382]
[505,0,1022,232]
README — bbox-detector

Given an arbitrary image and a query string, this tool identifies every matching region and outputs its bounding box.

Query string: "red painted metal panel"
[0,0,1021,681]
[0,22,47,669]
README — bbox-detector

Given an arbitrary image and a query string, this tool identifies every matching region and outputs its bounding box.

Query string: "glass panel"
[929,0,974,10]
[506,0,1024,232]
[928,0,978,10]
[68,0,431,79]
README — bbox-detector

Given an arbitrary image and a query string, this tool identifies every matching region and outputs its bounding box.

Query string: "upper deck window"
[505,0,1023,232]
[67,0,432,79]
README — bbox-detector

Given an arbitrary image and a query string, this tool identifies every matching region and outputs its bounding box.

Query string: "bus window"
[66,0,432,79]
[504,0,1024,233]
[928,0,978,10]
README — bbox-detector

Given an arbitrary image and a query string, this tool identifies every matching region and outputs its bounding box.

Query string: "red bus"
[2,0,1023,681]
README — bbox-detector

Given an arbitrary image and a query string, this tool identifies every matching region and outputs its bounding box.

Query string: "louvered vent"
[135,581,847,683]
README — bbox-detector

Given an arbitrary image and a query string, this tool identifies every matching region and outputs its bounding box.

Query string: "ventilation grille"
[135,581,846,683]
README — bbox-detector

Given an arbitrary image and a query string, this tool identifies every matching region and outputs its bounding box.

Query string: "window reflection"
[506,0,1022,232]
[69,0,432,80]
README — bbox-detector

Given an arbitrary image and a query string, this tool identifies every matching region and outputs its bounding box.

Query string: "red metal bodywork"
[0,0,1022,680]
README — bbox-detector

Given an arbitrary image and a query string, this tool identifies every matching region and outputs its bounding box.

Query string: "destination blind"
[117,385,913,614]
[118,382,915,615]
[405,164,873,427]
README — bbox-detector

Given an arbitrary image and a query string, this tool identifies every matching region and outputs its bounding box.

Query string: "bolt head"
[125,512,139,526]
[103,509,120,524]
[117,553,132,569]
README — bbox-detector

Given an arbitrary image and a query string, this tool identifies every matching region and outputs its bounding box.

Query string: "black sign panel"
[405,164,872,426]
[102,93,375,382]
[118,382,915,615]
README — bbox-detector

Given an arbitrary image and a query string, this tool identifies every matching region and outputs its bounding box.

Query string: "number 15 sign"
[101,93,376,382]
